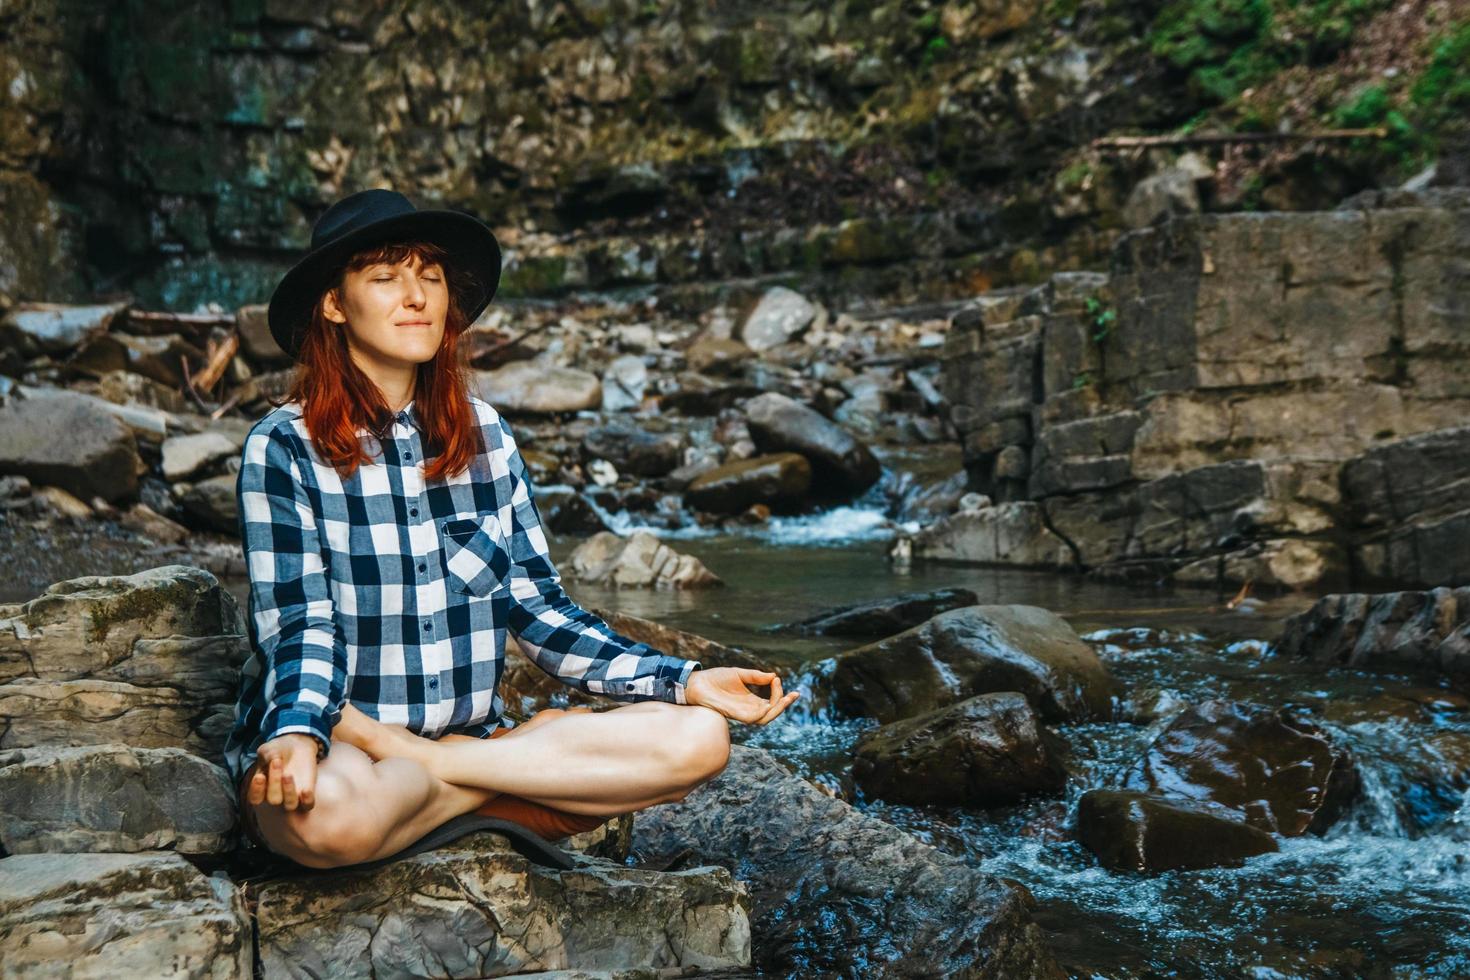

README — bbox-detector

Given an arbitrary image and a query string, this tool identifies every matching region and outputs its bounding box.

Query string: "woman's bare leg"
[334,700,730,816]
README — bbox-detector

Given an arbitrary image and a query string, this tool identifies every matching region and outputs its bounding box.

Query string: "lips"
[396,321,431,326]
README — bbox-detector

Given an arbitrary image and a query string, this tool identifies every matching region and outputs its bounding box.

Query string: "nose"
[403,271,426,310]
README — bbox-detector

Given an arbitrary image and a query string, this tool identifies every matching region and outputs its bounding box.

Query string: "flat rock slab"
[0,743,236,855]
[633,745,1063,978]
[255,831,750,978]
[0,851,252,978]
[0,676,233,756]
[1076,790,1278,872]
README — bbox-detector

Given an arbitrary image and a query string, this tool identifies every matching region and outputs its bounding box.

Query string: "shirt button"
[409,508,418,517]
[423,621,432,632]
[403,450,411,460]
[428,678,439,689]
[418,563,426,573]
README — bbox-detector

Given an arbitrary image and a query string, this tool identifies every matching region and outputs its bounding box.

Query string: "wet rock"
[537,489,609,536]
[581,422,684,478]
[589,608,769,673]
[0,743,236,855]
[600,353,648,412]
[911,502,1076,567]
[684,453,810,515]
[0,387,141,503]
[1122,699,1359,836]
[831,605,1117,724]
[177,473,240,533]
[161,430,243,480]
[255,831,750,978]
[739,286,818,352]
[853,692,1066,807]
[633,745,1063,978]
[1076,790,1278,873]
[476,361,602,414]
[743,391,880,495]
[567,530,723,589]
[0,851,252,977]
[1119,686,1190,725]
[774,586,981,638]
[0,301,127,356]
[1275,588,1470,685]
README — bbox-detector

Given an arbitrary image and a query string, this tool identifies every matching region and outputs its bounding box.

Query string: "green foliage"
[1085,296,1117,344]
[1411,22,1470,112]
[1149,0,1394,104]
[1072,370,1095,391]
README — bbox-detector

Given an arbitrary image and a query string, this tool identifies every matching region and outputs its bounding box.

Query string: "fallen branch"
[1093,127,1387,150]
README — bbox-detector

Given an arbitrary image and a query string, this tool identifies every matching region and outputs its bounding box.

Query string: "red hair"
[270,240,485,483]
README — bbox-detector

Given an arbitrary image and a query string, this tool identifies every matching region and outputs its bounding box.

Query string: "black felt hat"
[267,188,502,362]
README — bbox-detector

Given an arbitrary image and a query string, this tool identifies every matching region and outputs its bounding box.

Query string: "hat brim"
[267,208,502,361]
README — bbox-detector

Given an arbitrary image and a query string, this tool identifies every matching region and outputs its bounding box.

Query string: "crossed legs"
[246,701,731,869]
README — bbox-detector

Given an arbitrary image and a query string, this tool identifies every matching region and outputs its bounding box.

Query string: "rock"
[685,336,750,374]
[178,473,240,533]
[600,353,648,412]
[120,502,192,544]
[95,369,191,413]
[581,422,685,478]
[255,832,750,978]
[476,361,602,414]
[852,693,1066,807]
[684,453,811,515]
[0,387,142,503]
[537,489,609,536]
[67,331,207,389]
[235,302,291,365]
[0,851,252,977]
[567,531,723,589]
[0,744,237,855]
[34,484,93,519]
[831,605,1117,724]
[1274,588,1470,684]
[743,391,880,495]
[1076,790,1278,873]
[161,430,243,480]
[0,564,248,689]
[0,677,236,756]
[738,286,817,352]
[633,745,1063,978]
[774,586,981,638]
[1122,699,1359,837]
[587,608,769,672]
[911,503,1076,568]
[0,300,127,356]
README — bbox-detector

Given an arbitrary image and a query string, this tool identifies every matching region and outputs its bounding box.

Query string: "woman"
[223,189,799,869]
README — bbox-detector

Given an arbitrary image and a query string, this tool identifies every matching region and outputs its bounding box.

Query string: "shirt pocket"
[439,516,513,598]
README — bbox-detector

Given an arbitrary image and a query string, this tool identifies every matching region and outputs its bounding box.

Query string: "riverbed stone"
[684,452,811,514]
[743,391,880,495]
[775,586,982,638]
[581,422,685,477]
[853,692,1067,807]
[0,743,236,855]
[161,430,243,480]
[0,386,142,503]
[830,605,1118,724]
[476,361,603,414]
[1274,587,1470,685]
[910,502,1076,567]
[0,300,128,355]
[633,744,1063,978]
[589,608,769,673]
[1122,699,1359,836]
[254,831,751,978]
[567,530,723,589]
[1076,790,1278,873]
[0,851,252,978]
[739,286,817,351]
[178,473,242,533]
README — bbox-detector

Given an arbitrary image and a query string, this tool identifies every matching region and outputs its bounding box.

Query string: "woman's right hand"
[246,732,322,811]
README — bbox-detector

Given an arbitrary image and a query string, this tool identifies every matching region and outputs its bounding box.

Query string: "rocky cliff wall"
[930,187,1470,591]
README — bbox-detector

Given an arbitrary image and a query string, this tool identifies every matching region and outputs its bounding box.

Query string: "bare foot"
[332,702,432,764]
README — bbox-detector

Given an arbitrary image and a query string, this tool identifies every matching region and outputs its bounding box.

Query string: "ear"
[321,286,347,324]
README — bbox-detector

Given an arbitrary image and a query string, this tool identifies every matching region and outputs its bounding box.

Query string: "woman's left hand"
[684,667,800,725]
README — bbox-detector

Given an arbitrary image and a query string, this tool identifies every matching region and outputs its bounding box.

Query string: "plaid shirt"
[221,395,701,788]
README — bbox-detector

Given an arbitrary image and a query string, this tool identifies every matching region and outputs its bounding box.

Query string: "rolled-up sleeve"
[494,416,701,705]
[236,425,348,758]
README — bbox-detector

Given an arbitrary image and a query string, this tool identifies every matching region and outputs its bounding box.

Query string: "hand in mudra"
[684,667,800,725]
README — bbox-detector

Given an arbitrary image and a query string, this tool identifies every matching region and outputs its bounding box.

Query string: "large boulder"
[910,503,1077,568]
[567,531,723,589]
[0,744,237,855]
[1274,588,1470,685]
[684,453,811,515]
[831,605,1117,724]
[853,692,1067,807]
[1122,699,1359,837]
[633,745,1063,978]
[255,832,750,978]
[0,386,142,503]
[580,422,685,478]
[776,586,981,638]
[744,392,880,496]
[0,851,252,978]
[738,286,818,352]
[1076,790,1278,873]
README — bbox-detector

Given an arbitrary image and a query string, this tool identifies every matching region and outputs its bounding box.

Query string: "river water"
[195,445,1470,978]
